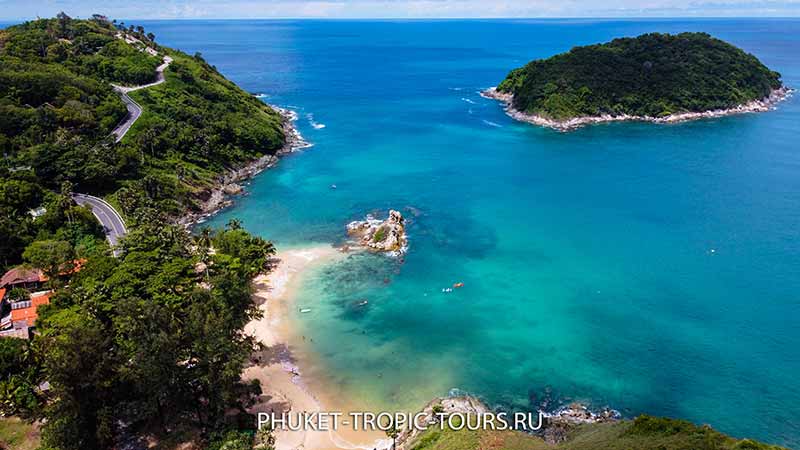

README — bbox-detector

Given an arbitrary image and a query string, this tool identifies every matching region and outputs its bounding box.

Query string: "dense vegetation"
[0,14,285,272]
[0,13,283,450]
[497,32,783,120]
[408,415,787,450]
[1,217,275,449]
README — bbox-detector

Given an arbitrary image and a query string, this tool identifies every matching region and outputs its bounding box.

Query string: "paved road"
[73,194,127,256]
[111,56,173,143]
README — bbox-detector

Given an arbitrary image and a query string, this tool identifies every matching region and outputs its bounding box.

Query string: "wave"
[307,113,326,130]
[253,93,269,99]
[482,120,502,128]
[461,97,477,104]
[448,87,464,91]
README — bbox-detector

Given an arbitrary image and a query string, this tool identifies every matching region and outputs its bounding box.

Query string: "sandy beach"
[243,246,390,450]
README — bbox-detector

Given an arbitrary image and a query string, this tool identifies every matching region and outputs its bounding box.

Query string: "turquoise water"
[138,19,800,446]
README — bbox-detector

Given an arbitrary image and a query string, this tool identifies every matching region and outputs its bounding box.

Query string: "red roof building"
[0,267,46,289]
[10,291,52,327]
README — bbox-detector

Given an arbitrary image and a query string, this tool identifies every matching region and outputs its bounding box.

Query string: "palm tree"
[59,181,75,224]
[194,226,213,279]
[385,422,399,450]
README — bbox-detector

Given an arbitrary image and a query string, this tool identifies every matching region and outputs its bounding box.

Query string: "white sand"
[243,246,390,450]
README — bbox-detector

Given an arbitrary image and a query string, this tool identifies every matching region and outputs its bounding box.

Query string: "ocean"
[10,18,800,447]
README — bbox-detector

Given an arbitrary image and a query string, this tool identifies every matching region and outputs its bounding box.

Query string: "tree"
[226,218,242,230]
[23,239,75,284]
[0,338,43,417]
[208,430,254,450]
[194,225,214,279]
[56,12,71,37]
[257,425,276,449]
[40,307,118,450]
[213,228,275,278]
[384,420,399,450]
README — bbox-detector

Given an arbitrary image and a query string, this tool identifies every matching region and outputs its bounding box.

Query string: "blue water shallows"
[139,19,800,447]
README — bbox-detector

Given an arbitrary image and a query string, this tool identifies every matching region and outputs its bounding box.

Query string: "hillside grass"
[0,417,40,450]
[408,416,788,450]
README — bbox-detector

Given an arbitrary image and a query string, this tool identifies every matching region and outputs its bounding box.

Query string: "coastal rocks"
[179,106,310,227]
[392,396,620,449]
[346,210,409,255]
[542,403,620,444]
[394,396,490,450]
[272,106,313,153]
[481,86,793,131]
[223,183,243,196]
[394,396,619,449]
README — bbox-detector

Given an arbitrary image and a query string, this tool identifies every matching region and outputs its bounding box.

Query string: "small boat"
[299,308,312,313]
[357,300,369,306]
[330,184,337,190]
[453,282,464,288]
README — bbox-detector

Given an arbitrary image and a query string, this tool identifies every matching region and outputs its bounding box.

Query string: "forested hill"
[0,14,284,450]
[0,14,285,271]
[496,32,783,120]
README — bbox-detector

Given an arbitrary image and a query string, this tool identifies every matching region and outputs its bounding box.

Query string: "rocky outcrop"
[482,86,793,132]
[395,396,490,450]
[180,106,310,227]
[396,396,620,449]
[542,403,620,444]
[346,209,408,255]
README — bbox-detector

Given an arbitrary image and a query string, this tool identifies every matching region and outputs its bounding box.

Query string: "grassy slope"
[0,417,40,450]
[408,416,787,450]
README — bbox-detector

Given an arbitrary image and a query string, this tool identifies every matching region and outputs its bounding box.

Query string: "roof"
[0,260,86,289]
[10,291,52,327]
[0,288,5,302]
[0,267,45,288]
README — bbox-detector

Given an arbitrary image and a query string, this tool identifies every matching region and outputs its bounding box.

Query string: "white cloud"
[2,0,799,19]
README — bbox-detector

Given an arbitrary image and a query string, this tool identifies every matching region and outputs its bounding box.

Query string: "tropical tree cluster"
[2,217,274,449]
[497,32,783,120]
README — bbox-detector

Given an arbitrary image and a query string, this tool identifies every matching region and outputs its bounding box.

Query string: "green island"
[0,15,789,450]
[485,32,788,130]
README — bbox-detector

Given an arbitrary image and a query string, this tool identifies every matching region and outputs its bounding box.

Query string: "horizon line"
[3,15,800,21]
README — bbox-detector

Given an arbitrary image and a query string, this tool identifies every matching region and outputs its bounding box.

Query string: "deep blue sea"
[5,18,798,447]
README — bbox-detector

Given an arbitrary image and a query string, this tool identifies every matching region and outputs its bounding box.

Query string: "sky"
[1,0,800,20]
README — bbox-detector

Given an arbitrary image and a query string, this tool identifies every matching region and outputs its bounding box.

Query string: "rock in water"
[346,209,409,255]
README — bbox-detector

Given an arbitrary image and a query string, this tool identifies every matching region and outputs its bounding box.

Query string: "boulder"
[346,209,408,255]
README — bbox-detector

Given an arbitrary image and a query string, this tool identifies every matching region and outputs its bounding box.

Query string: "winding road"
[72,194,127,256]
[73,53,173,255]
[111,55,173,143]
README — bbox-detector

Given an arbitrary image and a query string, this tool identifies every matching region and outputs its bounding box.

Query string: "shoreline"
[179,105,311,227]
[481,86,793,131]
[243,245,391,450]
